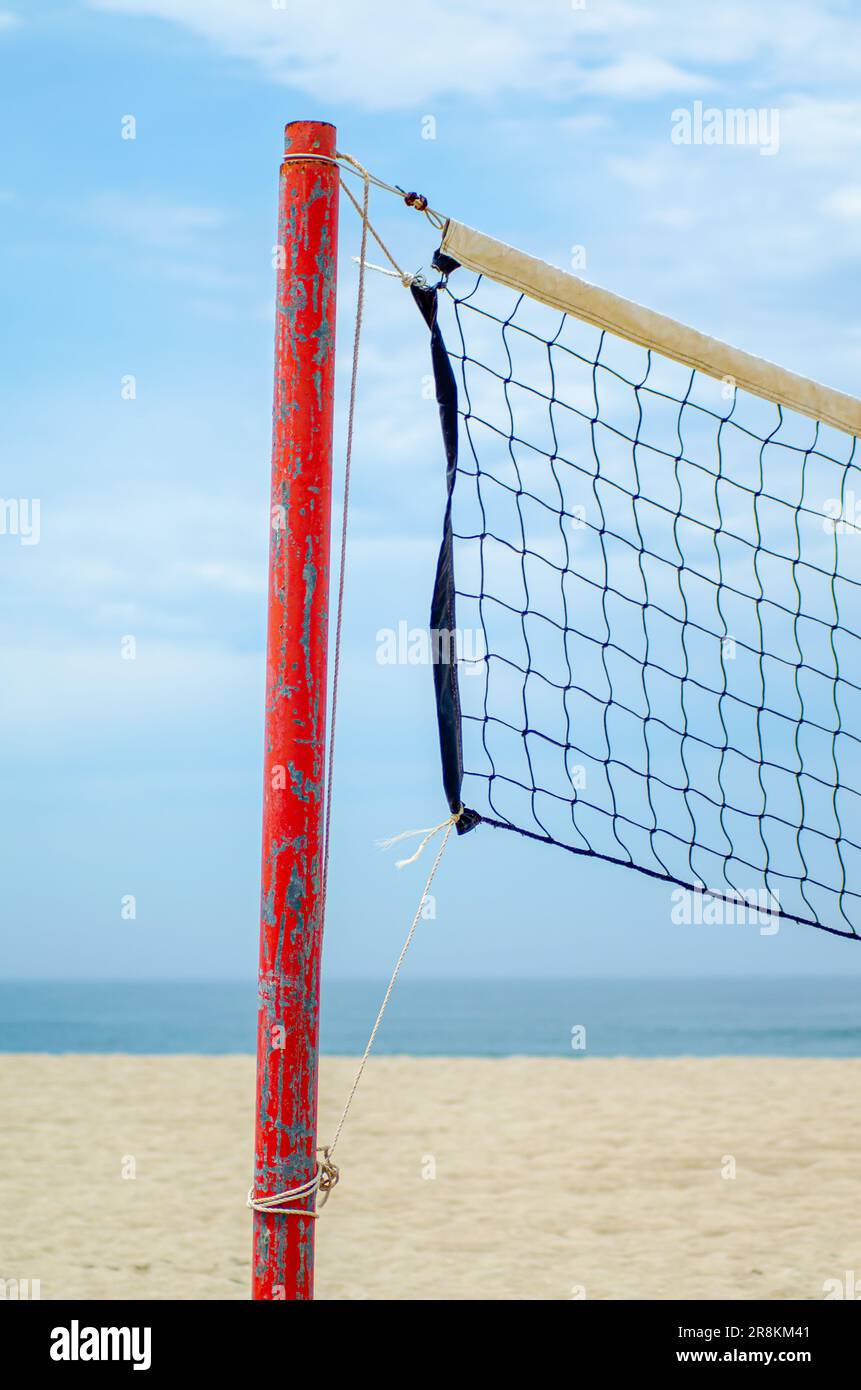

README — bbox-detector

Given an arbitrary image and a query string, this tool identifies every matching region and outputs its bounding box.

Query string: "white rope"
[335,151,446,229]
[352,255,417,285]
[326,811,460,1159]
[337,178,414,286]
[377,815,460,868]
[246,813,457,1220]
[319,164,369,934]
[281,153,341,167]
[247,1150,340,1220]
[246,1173,321,1219]
[282,149,445,230]
[284,149,443,288]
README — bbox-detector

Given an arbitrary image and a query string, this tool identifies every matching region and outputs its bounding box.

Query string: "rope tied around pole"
[246,809,461,1221]
[282,149,444,286]
[246,1149,340,1220]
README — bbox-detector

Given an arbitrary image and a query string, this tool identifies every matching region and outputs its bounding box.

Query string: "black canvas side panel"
[412,281,480,836]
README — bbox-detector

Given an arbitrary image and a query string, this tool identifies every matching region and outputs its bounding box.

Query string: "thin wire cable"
[335,150,446,229]
[319,169,369,931]
[338,177,416,286]
[326,815,459,1159]
[282,149,445,230]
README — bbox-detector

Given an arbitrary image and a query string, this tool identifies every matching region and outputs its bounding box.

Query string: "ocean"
[0,977,859,1056]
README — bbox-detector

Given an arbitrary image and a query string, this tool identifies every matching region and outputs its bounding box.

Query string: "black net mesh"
[434,269,861,939]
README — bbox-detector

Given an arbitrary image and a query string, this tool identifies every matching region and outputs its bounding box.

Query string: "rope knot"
[246,1148,340,1218]
[377,808,462,867]
[317,1148,340,1207]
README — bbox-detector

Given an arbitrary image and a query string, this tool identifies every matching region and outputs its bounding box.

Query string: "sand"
[1,1055,859,1300]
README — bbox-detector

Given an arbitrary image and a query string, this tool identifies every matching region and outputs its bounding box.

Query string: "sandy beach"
[2,1055,859,1300]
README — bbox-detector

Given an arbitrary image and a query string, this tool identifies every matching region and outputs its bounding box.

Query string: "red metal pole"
[252,120,338,1301]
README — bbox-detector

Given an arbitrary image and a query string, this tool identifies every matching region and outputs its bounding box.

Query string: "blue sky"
[2,0,861,979]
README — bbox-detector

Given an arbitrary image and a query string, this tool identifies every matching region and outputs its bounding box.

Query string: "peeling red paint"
[252,120,338,1301]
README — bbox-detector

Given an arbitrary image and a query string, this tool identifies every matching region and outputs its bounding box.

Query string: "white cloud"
[87,192,225,251]
[558,114,613,138]
[0,488,268,641]
[173,561,264,595]
[83,192,256,305]
[825,186,861,220]
[608,152,675,191]
[88,0,577,108]
[581,55,712,100]
[599,91,861,318]
[647,206,700,231]
[0,641,259,733]
[778,98,861,169]
[87,0,861,110]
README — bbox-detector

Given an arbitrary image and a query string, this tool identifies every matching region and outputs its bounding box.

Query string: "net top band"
[440,219,861,440]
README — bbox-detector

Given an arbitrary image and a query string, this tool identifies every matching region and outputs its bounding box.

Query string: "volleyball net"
[416,220,861,940]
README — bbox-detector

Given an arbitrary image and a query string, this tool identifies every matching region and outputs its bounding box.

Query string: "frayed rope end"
[377,811,462,868]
